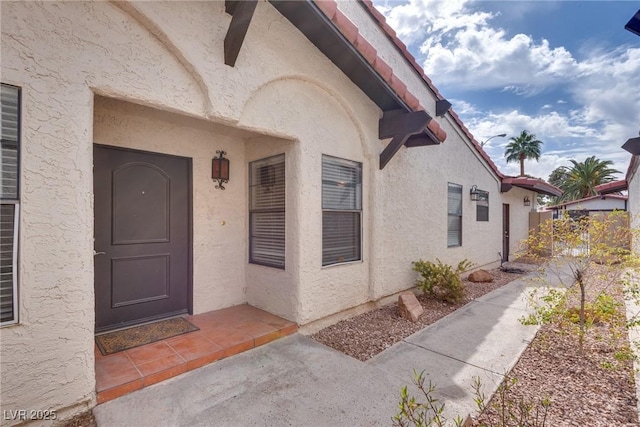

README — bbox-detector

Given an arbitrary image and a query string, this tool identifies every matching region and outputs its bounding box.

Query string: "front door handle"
[94,250,106,256]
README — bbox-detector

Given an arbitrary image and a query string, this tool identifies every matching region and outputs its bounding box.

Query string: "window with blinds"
[322,155,362,266]
[476,191,489,222]
[1,84,20,325]
[249,154,285,268]
[447,183,462,247]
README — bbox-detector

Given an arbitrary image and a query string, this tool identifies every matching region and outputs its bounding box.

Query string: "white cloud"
[461,106,631,180]
[449,98,478,115]
[397,0,578,92]
[374,0,639,181]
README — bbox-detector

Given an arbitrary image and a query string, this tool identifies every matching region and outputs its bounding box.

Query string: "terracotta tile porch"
[95,304,297,404]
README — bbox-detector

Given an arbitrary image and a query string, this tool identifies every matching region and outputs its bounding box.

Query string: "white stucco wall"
[0,2,382,419]
[500,187,538,259]
[1,1,541,421]
[240,77,378,324]
[244,137,299,322]
[93,97,252,315]
[555,196,628,213]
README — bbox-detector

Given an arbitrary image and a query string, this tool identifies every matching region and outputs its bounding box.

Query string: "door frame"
[93,144,194,330]
[502,203,510,263]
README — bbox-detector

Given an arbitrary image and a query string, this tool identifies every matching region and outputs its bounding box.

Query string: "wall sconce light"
[212,150,229,190]
[470,185,480,201]
[524,196,531,206]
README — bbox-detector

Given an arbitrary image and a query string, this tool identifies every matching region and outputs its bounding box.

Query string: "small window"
[476,191,489,222]
[447,183,462,247]
[322,155,362,266]
[1,84,20,325]
[249,154,285,268]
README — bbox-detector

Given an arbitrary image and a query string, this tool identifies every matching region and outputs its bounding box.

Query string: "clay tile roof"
[311,0,446,143]
[502,176,563,197]
[355,0,569,195]
[594,179,628,194]
[331,9,358,44]
[314,0,337,20]
[312,0,564,195]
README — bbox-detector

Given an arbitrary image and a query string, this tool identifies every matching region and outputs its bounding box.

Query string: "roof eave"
[502,177,563,197]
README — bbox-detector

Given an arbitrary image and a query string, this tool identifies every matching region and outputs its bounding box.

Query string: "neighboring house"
[596,141,640,254]
[0,0,561,423]
[546,194,628,219]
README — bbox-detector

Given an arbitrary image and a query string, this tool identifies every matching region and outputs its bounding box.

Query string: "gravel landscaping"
[475,265,638,426]
[312,262,639,426]
[311,267,525,361]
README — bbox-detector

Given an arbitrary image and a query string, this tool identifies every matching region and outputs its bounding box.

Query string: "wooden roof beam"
[224,0,258,67]
[379,109,433,169]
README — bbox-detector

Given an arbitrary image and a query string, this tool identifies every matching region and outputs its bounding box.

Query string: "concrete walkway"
[94,264,573,426]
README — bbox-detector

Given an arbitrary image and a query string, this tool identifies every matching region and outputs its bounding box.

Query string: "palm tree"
[561,156,620,201]
[504,130,543,176]
[547,166,570,204]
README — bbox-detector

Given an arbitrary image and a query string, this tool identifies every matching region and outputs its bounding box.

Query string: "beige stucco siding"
[244,138,299,322]
[0,2,382,419]
[370,125,505,300]
[241,77,377,324]
[500,187,538,259]
[93,97,252,315]
[1,1,536,422]
[554,197,627,213]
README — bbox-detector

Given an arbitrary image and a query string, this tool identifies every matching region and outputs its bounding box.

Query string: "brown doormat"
[96,317,199,356]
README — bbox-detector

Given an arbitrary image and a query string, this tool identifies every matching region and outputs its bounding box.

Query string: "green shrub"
[393,372,549,427]
[392,370,464,427]
[412,259,473,303]
[520,288,566,326]
[521,290,621,327]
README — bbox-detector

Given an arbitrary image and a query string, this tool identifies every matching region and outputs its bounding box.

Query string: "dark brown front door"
[502,203,510,262]
[94,145,191,332]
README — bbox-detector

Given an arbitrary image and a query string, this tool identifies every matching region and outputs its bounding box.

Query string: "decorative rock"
[468,269,493,283]
[398,292,424,322]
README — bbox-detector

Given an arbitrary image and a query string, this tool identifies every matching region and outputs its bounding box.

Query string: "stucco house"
[0,0,561,423]
[595,138,640,254]
[546,194,628,219]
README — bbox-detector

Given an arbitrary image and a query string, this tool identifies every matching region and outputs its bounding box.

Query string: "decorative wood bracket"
[224,0,258,67]
[435,99,452,117]
[622,136,640,155]
[379,109,435,169]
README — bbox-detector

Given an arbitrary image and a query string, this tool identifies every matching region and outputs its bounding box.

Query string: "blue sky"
[373,0,640,181]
